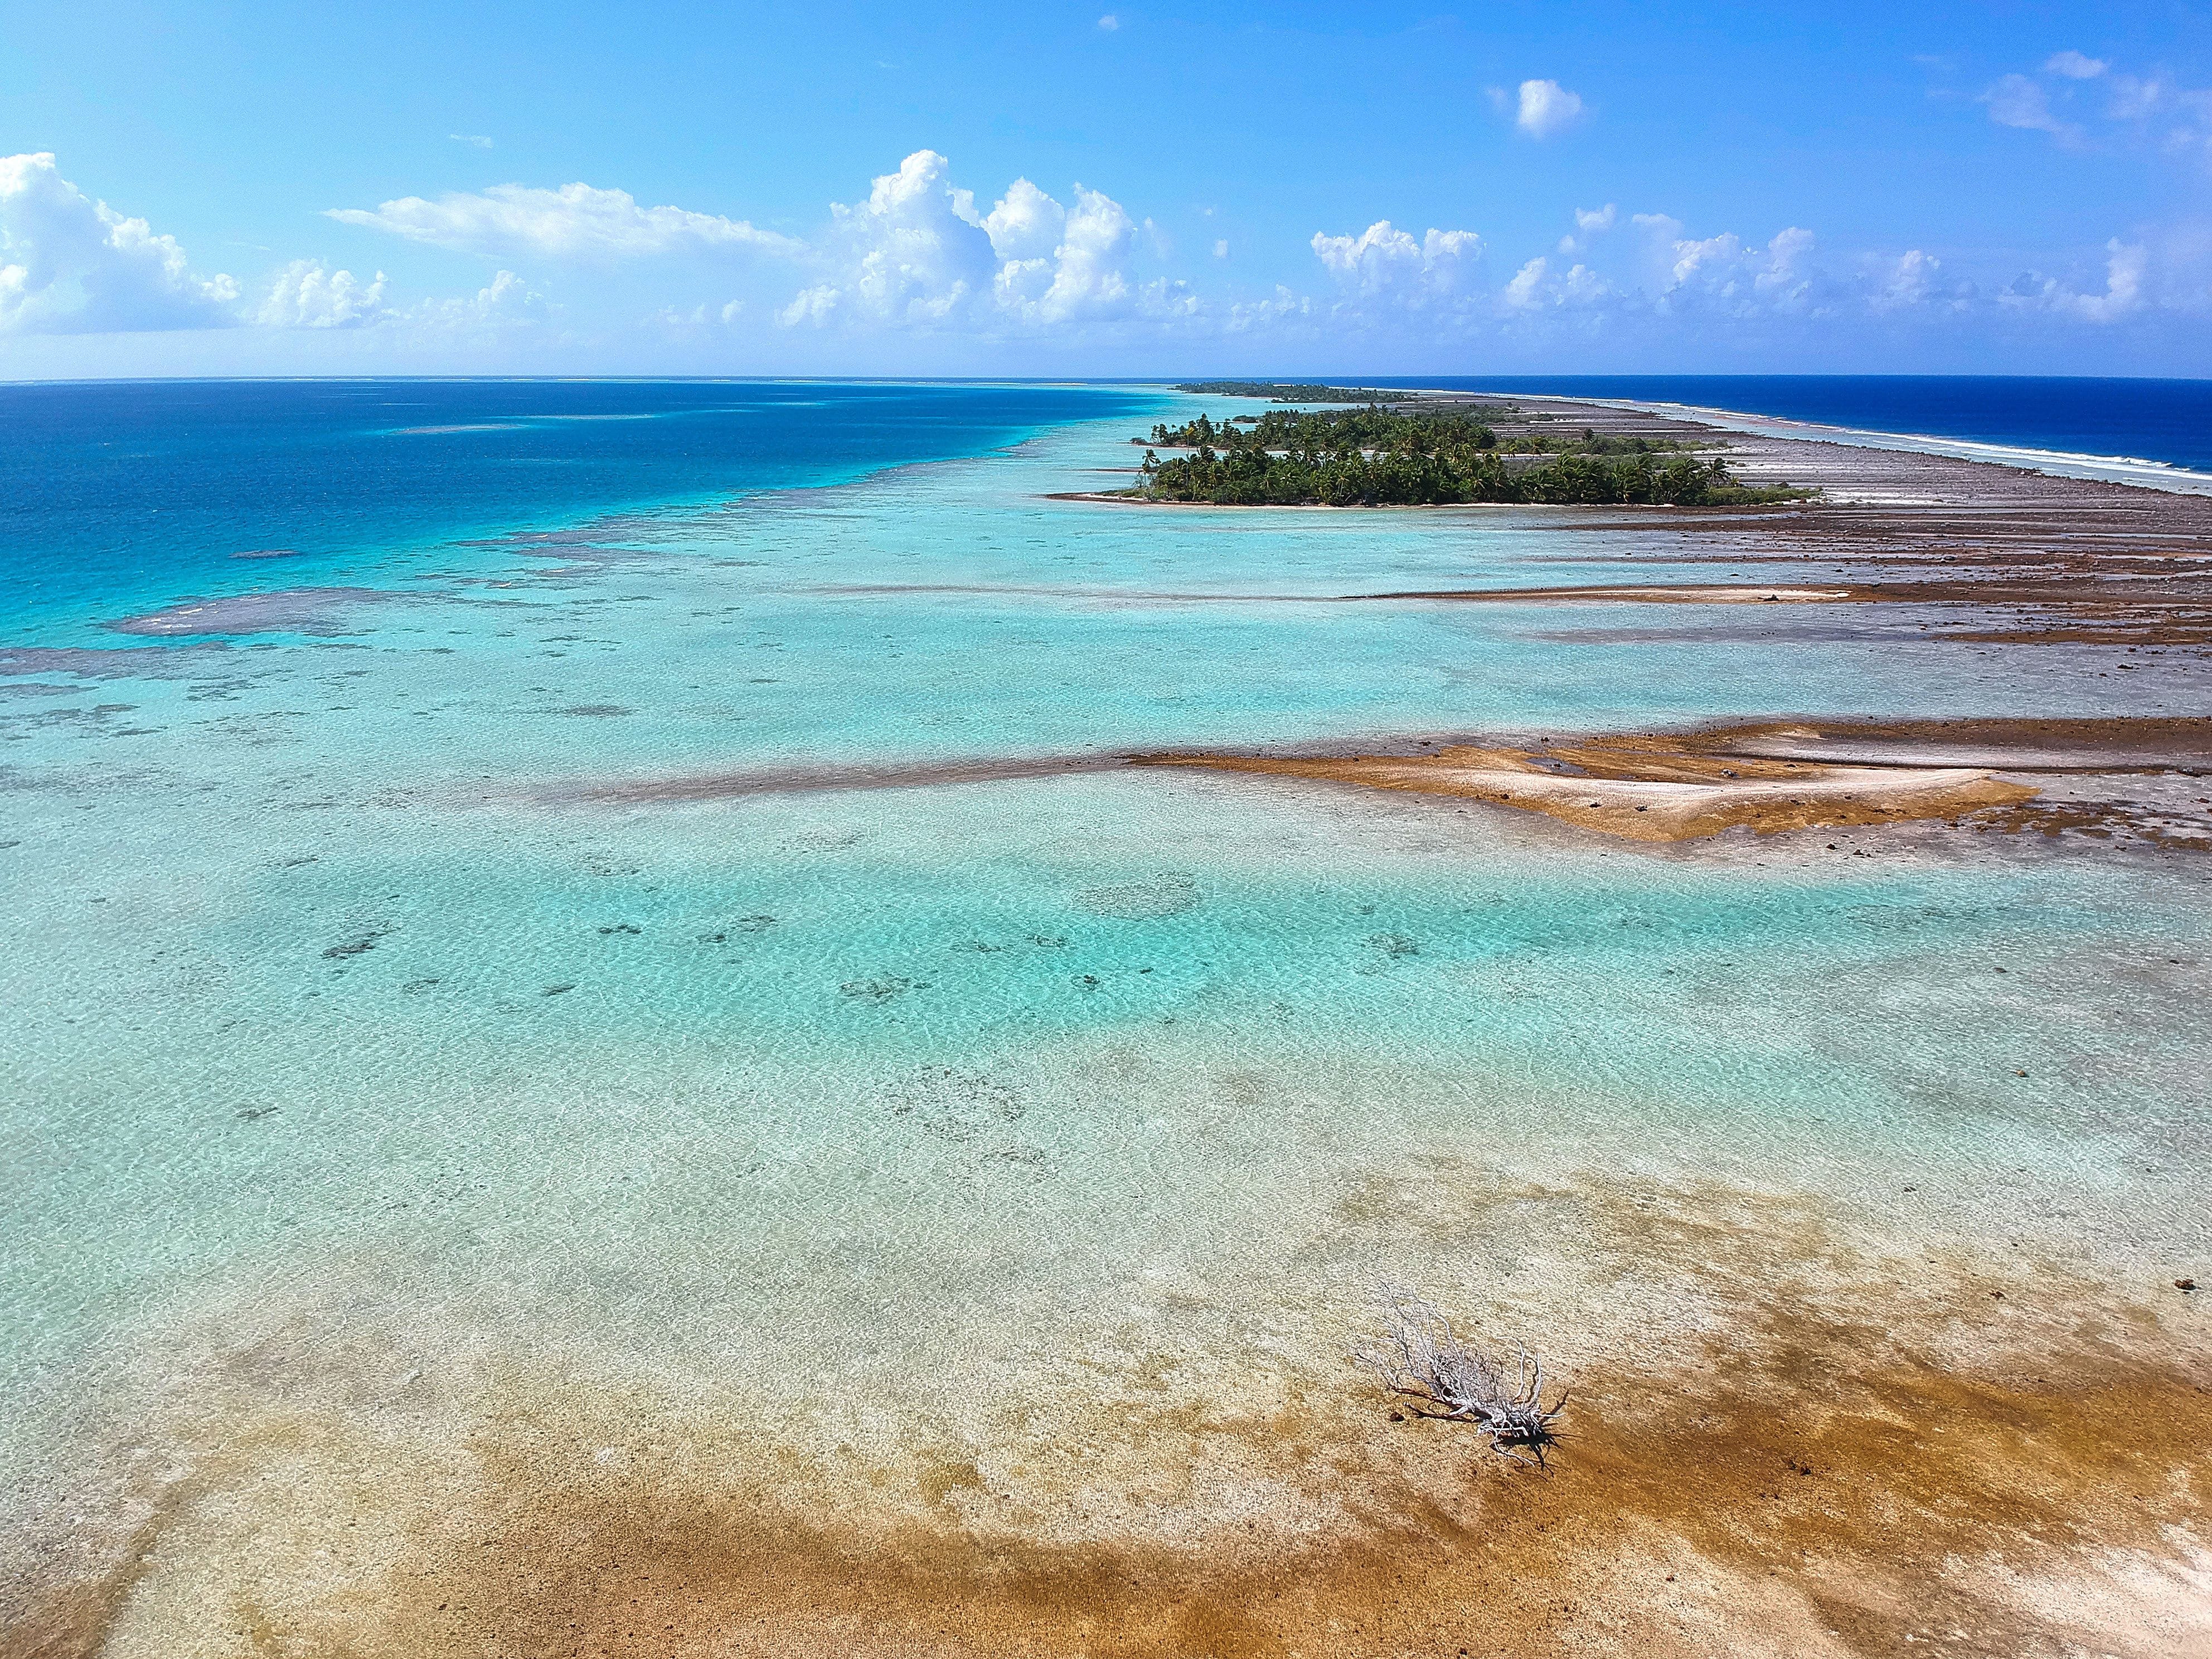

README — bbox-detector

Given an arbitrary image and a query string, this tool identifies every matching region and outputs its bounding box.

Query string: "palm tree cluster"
[1134,406,1796,507]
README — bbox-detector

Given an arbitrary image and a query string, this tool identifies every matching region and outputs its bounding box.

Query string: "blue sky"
[2,1,2208,376]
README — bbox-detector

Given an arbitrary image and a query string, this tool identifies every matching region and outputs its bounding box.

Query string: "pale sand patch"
[12,1175,2208,1659]
[1137,739,2038,843]
[106,588,419,638]
[1964,1532,2212,1657]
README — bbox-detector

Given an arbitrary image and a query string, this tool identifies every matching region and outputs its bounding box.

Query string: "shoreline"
[1172,381,2212,498]
[1046,487,1811,513]
[1525,392,2212,498]
[1077,391,2212,652]
[1098,384,2212,503]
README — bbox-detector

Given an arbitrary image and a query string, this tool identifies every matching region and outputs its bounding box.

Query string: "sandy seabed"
[9,392,2212,1658]
[14,1170,2209,1659]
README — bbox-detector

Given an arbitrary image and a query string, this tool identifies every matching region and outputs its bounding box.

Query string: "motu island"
[1122,386,1802,506]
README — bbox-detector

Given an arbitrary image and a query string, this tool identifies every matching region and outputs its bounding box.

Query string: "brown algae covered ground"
[11,1172,2210,1659]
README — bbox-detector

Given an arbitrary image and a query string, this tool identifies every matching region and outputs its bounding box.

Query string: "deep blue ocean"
[1371,376,2212,473]
[0,378,1149,633]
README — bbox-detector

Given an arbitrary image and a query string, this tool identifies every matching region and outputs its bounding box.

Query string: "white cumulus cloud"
[1310,220,1482,302]
[831,149,999,323]
[258,260,391,328]
[409,268,545,330]
[1501,255,1613,313]
[1618,215,1832,317]
[1757,226,1818,308]
[1501,256,1550,309]
[1225,285,1311,334]
[1516,79,1585,138]
[1559,203,1617,256]
[0,152,237,334]
[1029,186,1136,321]
[981,177,1065,261]
[1663,230,1742,288]
[778,283,839,328]
[2004,239,2147,322]
[1873,249,1942,312]
[327,181,801,260]
[787,150,1167,334]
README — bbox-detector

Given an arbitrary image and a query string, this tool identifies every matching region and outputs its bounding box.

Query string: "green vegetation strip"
[1133,407,1807,507]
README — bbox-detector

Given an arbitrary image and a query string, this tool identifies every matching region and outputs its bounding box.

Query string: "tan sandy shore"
[1135,735,2026,842]
[1133,717,2212,845]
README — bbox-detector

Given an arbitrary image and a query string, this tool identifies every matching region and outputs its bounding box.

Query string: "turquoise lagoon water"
[4,382,2210,1580]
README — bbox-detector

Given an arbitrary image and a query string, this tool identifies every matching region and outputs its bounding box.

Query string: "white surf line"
[1486,392,2212,498]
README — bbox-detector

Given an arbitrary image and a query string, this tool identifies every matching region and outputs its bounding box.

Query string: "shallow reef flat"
[4,387,2211,1657]
[12,1170,2208,1659]
[1430,394,2212,651]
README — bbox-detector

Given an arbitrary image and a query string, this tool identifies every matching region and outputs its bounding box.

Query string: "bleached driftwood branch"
[1353,1288,1568,1466]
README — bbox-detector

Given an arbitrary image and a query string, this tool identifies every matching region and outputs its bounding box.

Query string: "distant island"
[1128,404,1805,507]
[1170,381,1413,403]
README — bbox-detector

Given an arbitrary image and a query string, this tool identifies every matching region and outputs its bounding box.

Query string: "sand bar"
[1136,717,2212,844]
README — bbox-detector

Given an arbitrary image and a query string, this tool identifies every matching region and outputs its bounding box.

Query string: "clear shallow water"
[3,383,2209,1592]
